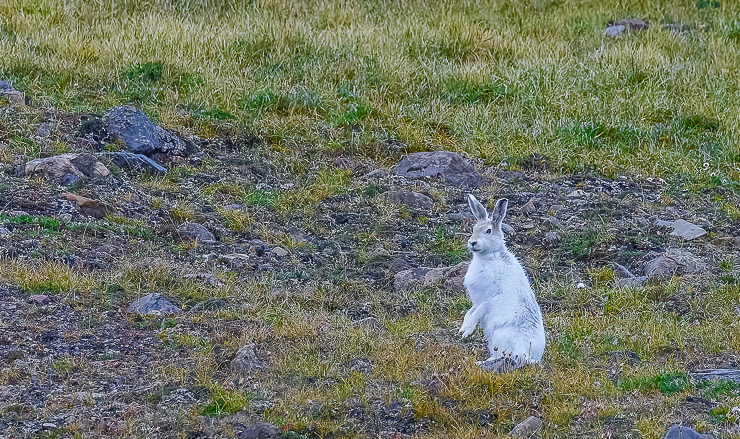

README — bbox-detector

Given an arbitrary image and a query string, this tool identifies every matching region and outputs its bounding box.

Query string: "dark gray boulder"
[380,190,433,210]
[155,125,187,155]
[393,151,486,189]
[178,223,215,242]
[102,105,160,155]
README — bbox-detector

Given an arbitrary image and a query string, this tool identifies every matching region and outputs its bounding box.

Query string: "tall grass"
[1,0,740,182]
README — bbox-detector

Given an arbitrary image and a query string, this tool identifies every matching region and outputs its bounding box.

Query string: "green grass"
[2,0,740,185]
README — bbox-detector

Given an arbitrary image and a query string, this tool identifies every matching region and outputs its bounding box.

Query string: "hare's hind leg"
[477,357,521,373]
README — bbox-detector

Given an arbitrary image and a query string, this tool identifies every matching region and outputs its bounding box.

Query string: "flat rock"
[178,223,215,242]
[101,151,166,174]
[26,153,110,183]
[61,192,116,219]
[102,105,160,155]
[127,293,182,316]
[272,246,289,257]
[657,219,707,240]
[509,416,543,438]
[393,151,486,189]
[237,423,281,439]
[394,262,468,292]
[380,190,433,209]
[688,369,740,383]
[615,276,646,288]
[230,344,266,375]
[644,249,705,278]
[287,226,311,244]
[663,425,713,439]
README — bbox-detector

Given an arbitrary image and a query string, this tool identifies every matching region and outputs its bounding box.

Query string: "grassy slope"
[1,0,740,438]
[2,0,740,181]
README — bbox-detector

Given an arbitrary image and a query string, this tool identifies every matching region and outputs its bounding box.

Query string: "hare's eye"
[486,229,492,234]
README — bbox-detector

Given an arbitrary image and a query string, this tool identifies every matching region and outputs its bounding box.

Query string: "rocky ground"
[1,94,740,438]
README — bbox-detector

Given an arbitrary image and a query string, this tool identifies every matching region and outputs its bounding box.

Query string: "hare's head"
[467,195,508,254]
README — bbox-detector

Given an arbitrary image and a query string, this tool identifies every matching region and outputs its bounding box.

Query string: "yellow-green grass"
[2,0,740,185]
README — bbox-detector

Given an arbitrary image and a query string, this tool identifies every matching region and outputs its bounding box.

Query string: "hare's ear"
[468,194,488,221]
[490,198,508,226]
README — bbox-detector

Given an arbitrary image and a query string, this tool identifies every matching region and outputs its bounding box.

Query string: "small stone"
[35,123,53,138]
[612,263,635,279]
[231,344,266,375]
[366,247,391,259]
[103,105,160,155]
[178,223,215,242]
[4,90,26,107]
[61,192,116,219]
[662,425,714,439]
[659,219,707,240]
[27,294,51,304]
[127,293,182,316]
[42,423,58,429]
[0,227,10,236]
[566,189,588,198]
[394,262,468,292]
[520,198,536,214]
[287,226,311,244]
[509,416,543,438]
[272,246,289,257]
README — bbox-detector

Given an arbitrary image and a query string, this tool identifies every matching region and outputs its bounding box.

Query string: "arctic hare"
[460,195,546,372]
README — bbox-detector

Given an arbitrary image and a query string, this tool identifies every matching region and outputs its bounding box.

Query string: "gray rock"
[287,226,311,244]
[394,262,468,292]
[613,18,649,30]
[657,219,707,240]
[102,151,166,174]
[0,227,10,236]
[663,425,713,439]
[25,153,110,183]
[393,151,486,189]
[612,263,635,279]
[509,416,543,438]
[178,223,215,242]
[35,123,53,138]
[380,190,433,209]
[230,344,266,375]
[237,422,281,439]
[3,90,25,106]
[644,249,705,278]
[127,293,182,316]
[544,231,560,243]
[102,105,160,155]
[272,246,289,257]
[688,369,740,383]
[566,189,588,198]
[603,25,627,37]
[520,198,536,214]
[366,246,391,259]
[615,276,646,288]
[0,80,12,91]
[155,126,188,156]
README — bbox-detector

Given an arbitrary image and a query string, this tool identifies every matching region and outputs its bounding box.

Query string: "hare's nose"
[469,241,477,247]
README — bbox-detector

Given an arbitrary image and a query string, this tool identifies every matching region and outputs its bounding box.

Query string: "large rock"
[380,190,433,210]
[393,151,486,189]
[103,105,160,155]
[25,153,110,184]
[663,425,713,439]
[394,262,468,292]
[127,293,182,316]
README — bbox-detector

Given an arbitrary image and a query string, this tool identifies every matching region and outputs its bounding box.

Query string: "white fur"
[460,195,546,371]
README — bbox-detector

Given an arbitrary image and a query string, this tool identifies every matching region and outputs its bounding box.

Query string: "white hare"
[460,195,546,372]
